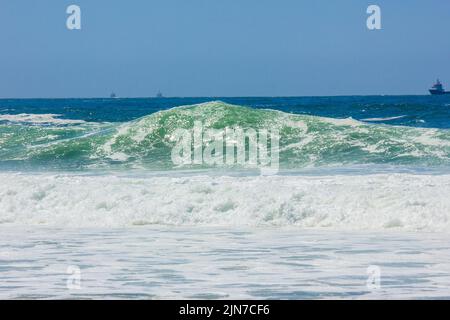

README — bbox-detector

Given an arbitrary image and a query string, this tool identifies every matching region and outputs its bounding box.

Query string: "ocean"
[1,96,450,299]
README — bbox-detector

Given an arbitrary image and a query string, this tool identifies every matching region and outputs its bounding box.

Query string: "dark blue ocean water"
[1,95,450,128]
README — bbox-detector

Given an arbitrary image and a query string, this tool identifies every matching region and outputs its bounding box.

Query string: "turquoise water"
[0,96,449,172]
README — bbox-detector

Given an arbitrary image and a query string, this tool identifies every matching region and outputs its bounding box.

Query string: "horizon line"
[0,93,435,100]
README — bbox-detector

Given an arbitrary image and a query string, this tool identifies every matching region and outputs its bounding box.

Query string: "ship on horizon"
[429,79,450,95]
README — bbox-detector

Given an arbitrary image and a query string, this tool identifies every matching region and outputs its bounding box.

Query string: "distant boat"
[429,79,450,95]
[110,92,117,99]
[156,91,164,98]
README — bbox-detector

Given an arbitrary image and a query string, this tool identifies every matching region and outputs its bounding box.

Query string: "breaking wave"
[0,101,449,170]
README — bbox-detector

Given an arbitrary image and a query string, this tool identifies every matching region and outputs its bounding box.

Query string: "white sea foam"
[362,115,407,122]
[1,172,450,232]
[415,130,450,147]
[318,116,363,127]
[0,113,85,125]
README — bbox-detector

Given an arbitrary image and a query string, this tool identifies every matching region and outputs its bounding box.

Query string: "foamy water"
[1,171,450,299]
[0,113,86,125]
[1,226,450,299]
[1,172,450,231]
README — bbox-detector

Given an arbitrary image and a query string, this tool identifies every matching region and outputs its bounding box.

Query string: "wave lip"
[361,115,407,122]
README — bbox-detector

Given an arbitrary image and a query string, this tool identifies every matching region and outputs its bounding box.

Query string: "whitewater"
[1,172,450,232]
[1,97,450,299]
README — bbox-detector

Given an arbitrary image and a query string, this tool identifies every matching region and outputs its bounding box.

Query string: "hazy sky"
[0,0,449,98]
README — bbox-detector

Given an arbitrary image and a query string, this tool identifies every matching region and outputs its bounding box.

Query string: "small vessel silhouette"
[429,79,450,95]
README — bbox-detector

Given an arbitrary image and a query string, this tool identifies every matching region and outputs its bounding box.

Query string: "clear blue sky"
[0,0,449,98]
